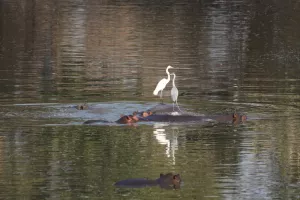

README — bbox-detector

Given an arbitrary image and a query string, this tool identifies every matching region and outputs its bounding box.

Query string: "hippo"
[82,102,246,125]
[137,112,246,124]
[75,103,89,110]
[83,111,246,125]
[83,111,153,125]
[133,110,153,118]
[146,103,185,114]
[114,173,181,189]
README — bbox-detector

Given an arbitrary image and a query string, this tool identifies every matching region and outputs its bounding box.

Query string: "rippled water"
[1,0,300,199]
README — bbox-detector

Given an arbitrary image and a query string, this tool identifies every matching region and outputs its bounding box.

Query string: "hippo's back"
[114,178,157,188]
[143,114,205,122]
[148,104,185,113]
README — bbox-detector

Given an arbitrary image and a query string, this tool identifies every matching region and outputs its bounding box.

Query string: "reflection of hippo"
[115,173,181,189]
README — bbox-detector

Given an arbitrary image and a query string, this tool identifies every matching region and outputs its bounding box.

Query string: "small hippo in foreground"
[114,173,181,189]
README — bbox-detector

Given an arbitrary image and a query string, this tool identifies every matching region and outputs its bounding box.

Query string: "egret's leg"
[176,100,183,112]
[173,102,175,111]
[160,90,164,104]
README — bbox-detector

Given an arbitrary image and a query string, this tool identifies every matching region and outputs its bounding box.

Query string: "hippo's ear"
[160,173,164,177]
[120,114,124,117]
[133,111,137,116]
[173,174,180,179]
[142,112,147,117]
[233,113,238,119]
[242,115,247,121]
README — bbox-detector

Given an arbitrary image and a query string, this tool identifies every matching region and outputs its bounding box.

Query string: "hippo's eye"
[125,116,129,120]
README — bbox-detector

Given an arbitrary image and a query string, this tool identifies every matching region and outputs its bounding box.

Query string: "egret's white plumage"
[170,73,182,112]
[153,65,173,101]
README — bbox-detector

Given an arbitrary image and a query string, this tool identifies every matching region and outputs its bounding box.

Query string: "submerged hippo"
[83,114,138,125]
[82,103,246,125]
[115,173,181,189]
[146,103,185,114]
[83,111,246,125]
[137,112,246,124]
[83,110,152,125]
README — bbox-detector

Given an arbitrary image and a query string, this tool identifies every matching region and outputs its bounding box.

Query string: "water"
[1,0,300,199]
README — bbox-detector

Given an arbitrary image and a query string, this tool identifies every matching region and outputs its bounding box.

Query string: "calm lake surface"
[1,0,300,199]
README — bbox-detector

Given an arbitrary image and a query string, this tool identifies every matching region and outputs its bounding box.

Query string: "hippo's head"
[129,114,139,122]
[76,104,88,110]
[172,174,181,189]
[132,110,153,118]
[142,111,153,118]
[116,115,134,124]
[159,173,182,189]
[232,113,247,124]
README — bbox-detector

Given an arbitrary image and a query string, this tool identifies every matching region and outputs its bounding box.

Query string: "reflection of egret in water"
[153,123,178,165]
[0,136,3,175]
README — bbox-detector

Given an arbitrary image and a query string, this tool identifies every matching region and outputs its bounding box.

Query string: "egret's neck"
[166,68,171,82]
[172,75,176,87]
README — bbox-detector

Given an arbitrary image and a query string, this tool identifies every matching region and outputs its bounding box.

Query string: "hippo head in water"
[116,113,143,124]
[158,173,182,189]
[76,103,89,110]
[129,114,139,122]
[132,110,153,118]
[114,172,182,189]
[232,113,247,124]
[142,111,153,118]
[116,115,135,124]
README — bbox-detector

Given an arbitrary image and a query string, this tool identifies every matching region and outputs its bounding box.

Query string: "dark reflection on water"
[1,0,300,199]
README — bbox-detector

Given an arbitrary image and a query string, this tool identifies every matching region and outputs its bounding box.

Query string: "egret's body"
[170,73,182,112]
[153,65,173,103]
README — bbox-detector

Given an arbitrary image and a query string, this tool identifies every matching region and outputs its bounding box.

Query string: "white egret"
[170,73,182,112]
[153,65,174,103]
